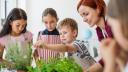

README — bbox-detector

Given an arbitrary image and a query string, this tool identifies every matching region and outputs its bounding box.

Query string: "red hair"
[77,0,106,17]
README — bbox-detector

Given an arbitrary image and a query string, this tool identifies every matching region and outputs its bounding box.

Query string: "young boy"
[34,18,95,69]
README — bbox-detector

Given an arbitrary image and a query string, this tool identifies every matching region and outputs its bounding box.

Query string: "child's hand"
[34,40,45,48]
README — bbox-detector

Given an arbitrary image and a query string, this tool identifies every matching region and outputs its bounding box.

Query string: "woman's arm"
[84,63,103,72]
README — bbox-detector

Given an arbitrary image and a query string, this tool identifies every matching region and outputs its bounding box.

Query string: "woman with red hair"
[77,0,113,72]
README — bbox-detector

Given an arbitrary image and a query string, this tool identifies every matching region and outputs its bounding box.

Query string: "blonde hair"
[58,18,78,37]
[107,0,128,38]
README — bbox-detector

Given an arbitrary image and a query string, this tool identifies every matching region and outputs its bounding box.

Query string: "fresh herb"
[27,58,83,72]
[5,41,32,71]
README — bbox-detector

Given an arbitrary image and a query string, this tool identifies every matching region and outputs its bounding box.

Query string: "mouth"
[88,22,94,27]
[61,39,66,42]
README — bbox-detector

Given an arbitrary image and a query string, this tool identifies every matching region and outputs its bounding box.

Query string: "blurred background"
[0,0,109,60]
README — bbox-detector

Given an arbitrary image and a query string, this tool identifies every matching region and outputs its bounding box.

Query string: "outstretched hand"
[34,40,45,48]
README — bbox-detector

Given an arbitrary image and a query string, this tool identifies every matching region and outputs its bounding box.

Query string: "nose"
[60,34,64,38]
[19,27,23,32]
[47,23,52,28]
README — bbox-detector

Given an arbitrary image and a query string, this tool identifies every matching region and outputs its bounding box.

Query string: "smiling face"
[78,5,100,27]
[10,19,27,36]
[59,26,77,44]
[43,14,57,31]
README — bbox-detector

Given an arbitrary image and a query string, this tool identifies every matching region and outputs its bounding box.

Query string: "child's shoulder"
[0,34,9,40]
[72,39,89,49]
[24,31,33,36]
[23,31,33,41]
[0,35,9,46]
[73,40,88,44]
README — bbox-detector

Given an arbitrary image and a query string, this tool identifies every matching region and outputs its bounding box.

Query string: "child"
[34,18,96,69]
[100,0,128,72]
[0,8,33,71]
[34,8,63,62]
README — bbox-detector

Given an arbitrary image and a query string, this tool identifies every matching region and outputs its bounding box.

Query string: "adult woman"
[77,0,113,72]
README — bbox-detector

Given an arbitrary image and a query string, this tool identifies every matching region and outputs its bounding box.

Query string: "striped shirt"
[37,29,61,62]
[72,40,96,69]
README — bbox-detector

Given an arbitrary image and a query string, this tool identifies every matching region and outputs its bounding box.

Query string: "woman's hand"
[100,38,117,64]
[100,38,119,72]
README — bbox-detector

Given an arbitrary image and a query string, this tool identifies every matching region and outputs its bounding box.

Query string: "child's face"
[59,26,77,44]
[78,5,100,27]
[43,14,57,31]
[10,19,26,35]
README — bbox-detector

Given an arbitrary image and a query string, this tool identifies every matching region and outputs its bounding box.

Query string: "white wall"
[0,0,109,58]
[26,0,109,58]
[26,0,109,42]
[26,0,90,43]
[0,0,26,30]
[0,0,109,42]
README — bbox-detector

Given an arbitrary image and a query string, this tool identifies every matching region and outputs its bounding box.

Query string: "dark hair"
[77,0,106,17]
[0,8,27,37]
[42,8,58,21]
[107,0,128,38]
[58,18,78,37]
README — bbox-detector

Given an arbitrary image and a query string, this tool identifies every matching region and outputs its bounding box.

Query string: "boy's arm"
[34,40,77,52]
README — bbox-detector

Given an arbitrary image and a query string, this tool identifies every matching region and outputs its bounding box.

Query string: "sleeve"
[0,37,5,47]
[72,40,96,68]
[72,40,89,53]
[24,31,33,43]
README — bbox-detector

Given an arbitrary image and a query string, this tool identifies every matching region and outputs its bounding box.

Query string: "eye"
[83,12,88,16]
[16,24,20,27]
[21,25,26,28]
[63,32,67,34]
[85,13,89,16]
[44,21,48,24]
[59,32,62,35]
[50,20,55,24]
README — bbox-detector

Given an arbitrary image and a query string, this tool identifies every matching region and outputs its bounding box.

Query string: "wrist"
[41,42,46,49]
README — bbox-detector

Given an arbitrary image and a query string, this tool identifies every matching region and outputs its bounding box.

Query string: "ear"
[73,30,77,37]
[57,18,59,22]
[96,8,101,15]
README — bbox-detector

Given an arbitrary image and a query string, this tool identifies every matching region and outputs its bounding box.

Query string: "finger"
[101,38,112,46]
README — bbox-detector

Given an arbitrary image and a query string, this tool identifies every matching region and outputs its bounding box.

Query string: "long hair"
[107,0,128,38]
[0,8,27,37]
